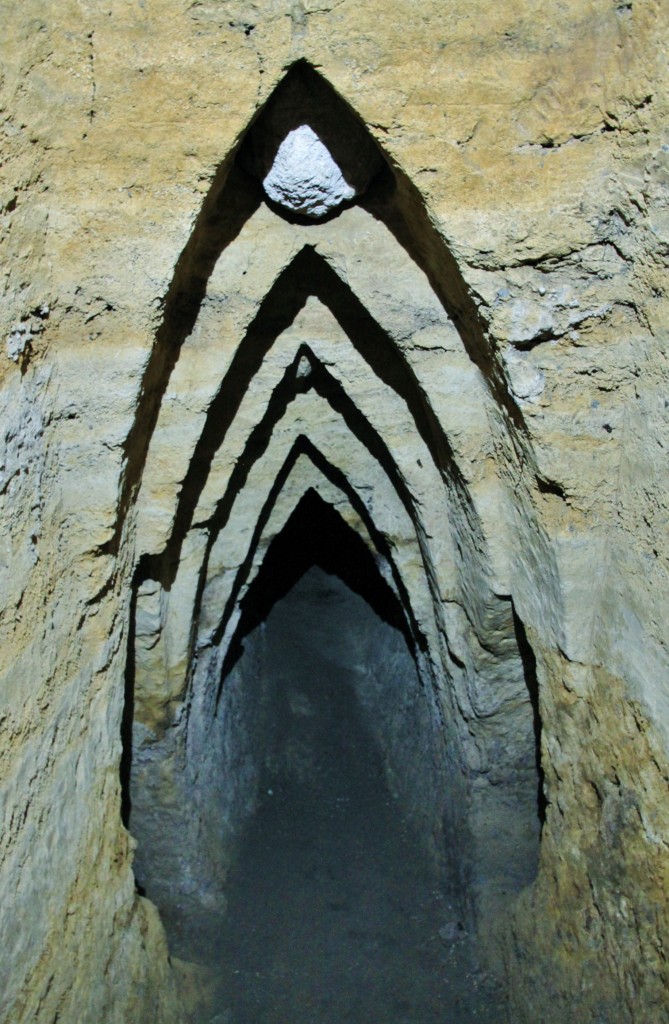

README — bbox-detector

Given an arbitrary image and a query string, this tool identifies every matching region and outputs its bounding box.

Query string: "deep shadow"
[512,606,547,825]
[235,488,409,644]
[197,343,425,547]
[181,343,435,677]
[204,570,503,1024]
[361,170,526,435]
[119,579,138,827]
[113,161,262,557]
[215,474,422,690]
[241,60,523,431]
[118,60,517,563]
[237,59,384,200]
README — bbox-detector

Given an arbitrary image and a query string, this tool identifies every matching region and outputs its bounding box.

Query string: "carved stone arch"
[122,57,553,984]
[130,339,453,752]
[192,360,450,640]
[134,242,478,567]
[199,428,433,665]
[131,451,451,950]
[124,60,534,556]
[133,416,437,753]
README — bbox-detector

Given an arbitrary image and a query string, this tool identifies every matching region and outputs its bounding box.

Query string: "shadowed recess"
[147,246,473,587]
[207,433,426,691]
[217,486,416,686]
[238,488,409,638]
[237,59,384,219]
[186,351,433,651]
[512,604,547,826]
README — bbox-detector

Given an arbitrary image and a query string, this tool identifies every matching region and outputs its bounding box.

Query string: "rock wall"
[1,2,668,1022]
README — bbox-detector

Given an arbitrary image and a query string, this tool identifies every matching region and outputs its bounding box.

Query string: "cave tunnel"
[129,488,538,1023]
[189,493,505,1024]
[123,61,545,1024]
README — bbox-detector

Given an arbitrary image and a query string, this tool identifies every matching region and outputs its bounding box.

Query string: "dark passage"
[200,568,503,1024]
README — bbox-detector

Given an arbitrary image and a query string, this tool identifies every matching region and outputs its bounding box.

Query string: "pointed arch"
[197,431,431,668]
[135,244,477,567]
[119,60,527,561]
[123,60,553,967]
[189,350,452,644]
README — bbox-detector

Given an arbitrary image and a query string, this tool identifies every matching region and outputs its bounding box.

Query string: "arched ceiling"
[127,59,544,719]
[127,63,549,947]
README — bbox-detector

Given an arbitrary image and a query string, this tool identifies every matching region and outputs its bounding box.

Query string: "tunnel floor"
[192,630,505,1024]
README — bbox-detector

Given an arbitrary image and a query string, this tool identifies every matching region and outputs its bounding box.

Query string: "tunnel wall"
[1,3,669,1023]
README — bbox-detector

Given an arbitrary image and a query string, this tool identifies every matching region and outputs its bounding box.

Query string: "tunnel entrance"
[140,489,454,963]
[124,61,548,1024]
[128,485,527,1021]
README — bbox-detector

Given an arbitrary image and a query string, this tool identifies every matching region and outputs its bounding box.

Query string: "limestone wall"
[1,2,668,1022]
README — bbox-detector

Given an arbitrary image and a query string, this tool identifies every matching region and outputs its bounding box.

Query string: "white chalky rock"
[262,124,356,218]
[503,347,546,404]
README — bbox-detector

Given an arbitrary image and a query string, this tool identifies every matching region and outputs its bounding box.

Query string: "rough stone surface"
[260,124,357,216]
[1,2,668,1023]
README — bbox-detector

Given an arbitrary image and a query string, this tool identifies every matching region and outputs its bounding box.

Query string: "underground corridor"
[129,492,530,1023]
[4,15,669,1024]
[126,483,543,1023]
[121,62,547,1023]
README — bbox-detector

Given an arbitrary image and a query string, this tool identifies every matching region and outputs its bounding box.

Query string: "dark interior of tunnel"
[209,565,503,1024]
[126,479,541,1023]
[125,484,509,1020]
[218,486,416,681]
[155,538,503,1021]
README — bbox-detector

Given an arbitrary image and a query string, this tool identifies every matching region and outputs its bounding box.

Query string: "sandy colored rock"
[1,1,668,1022]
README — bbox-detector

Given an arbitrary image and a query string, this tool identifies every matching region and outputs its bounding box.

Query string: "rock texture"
[1,2,668,1023]
[259,125,356,216]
